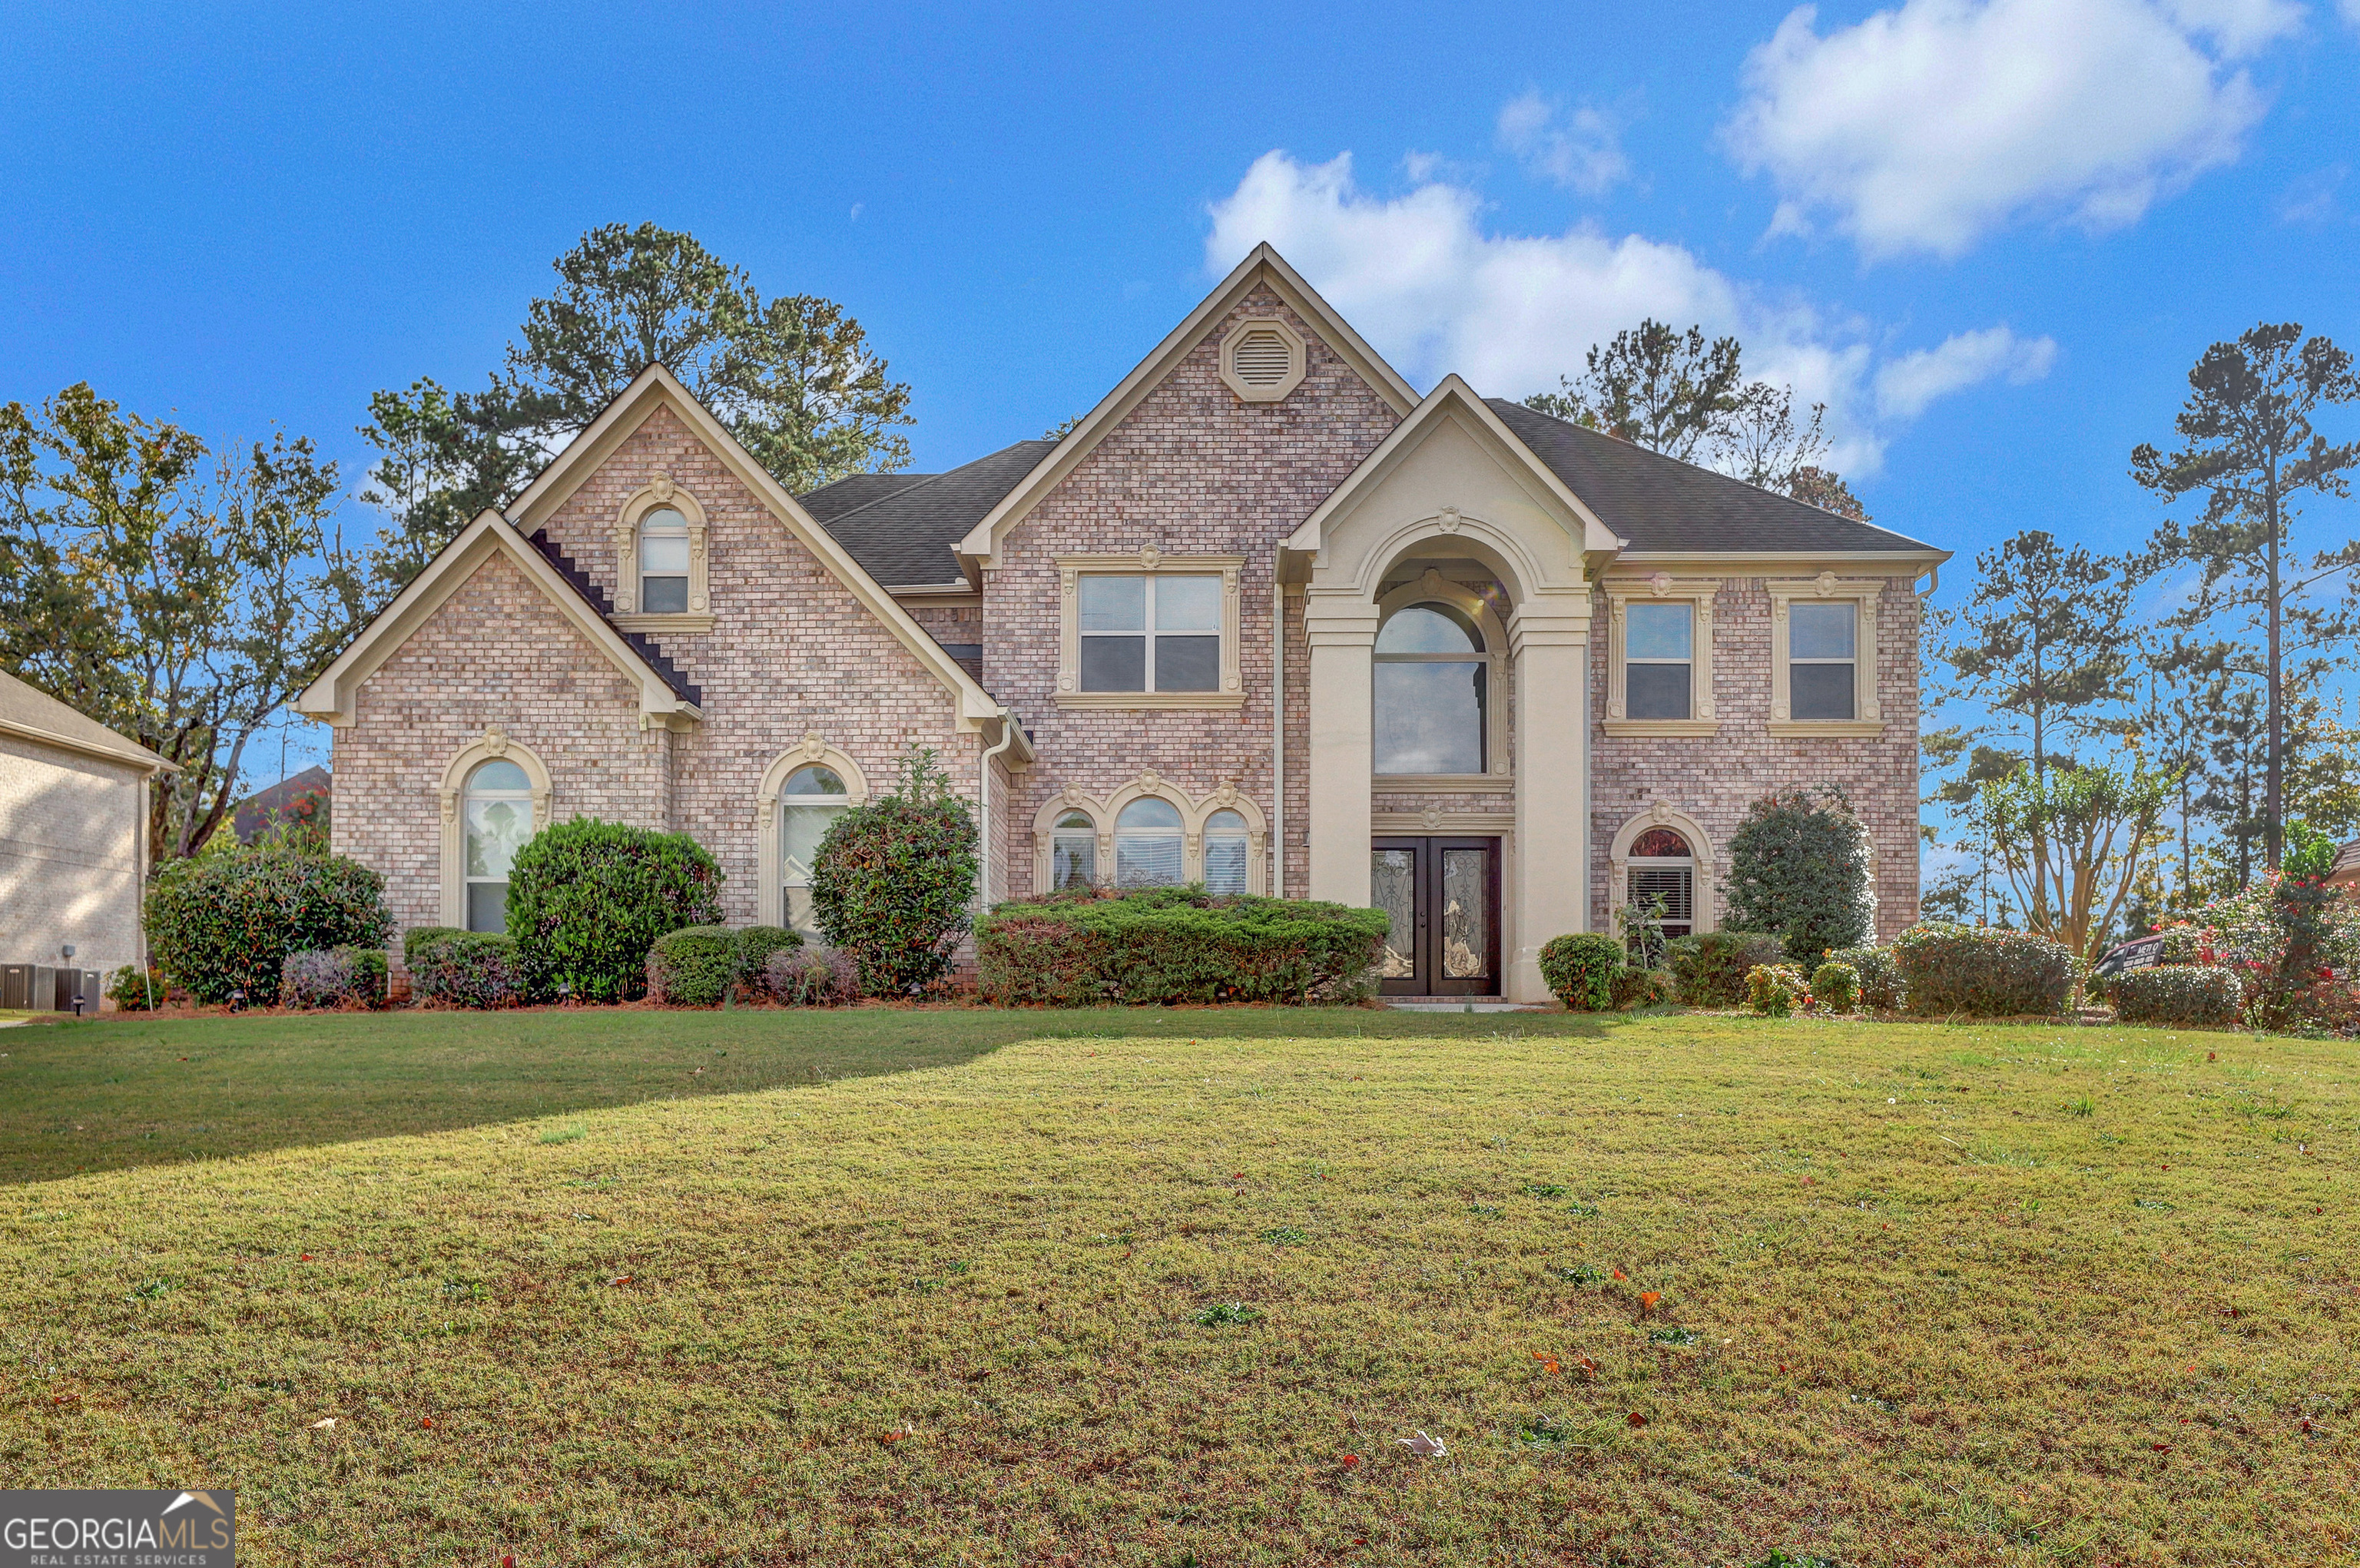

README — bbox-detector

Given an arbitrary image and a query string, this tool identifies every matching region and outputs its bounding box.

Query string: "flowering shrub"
[1663,930,1786,1008]
[1827,945,1904,1012]
[765,944,861,1006]
[1891,924,2075,1017]
[407,930,525,1009]
[107,964,168,1011]
[2110,965,2242,1027]
[2180,869,2360,1032]
[146,844,392,1004]
[1745,963,1808,1016]
[1811,960,1861,1012]
[977,887,1389,1006]
[1540,933,1624,1012]
[279,946,389,1009]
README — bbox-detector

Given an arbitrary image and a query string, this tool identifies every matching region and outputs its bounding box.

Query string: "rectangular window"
[1079,574,1221,693]
[1624,602,1692,721]
[1789,602,1858,721]
[640,532,690,615]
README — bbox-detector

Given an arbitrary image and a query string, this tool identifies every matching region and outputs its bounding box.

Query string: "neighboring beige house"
[0,668,174,980]
[301,245,1948,1003]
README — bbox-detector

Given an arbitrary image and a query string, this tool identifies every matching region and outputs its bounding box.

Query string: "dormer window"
[638,507,691,615]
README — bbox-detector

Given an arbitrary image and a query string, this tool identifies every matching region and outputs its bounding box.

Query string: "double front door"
[1372,836,1501,996]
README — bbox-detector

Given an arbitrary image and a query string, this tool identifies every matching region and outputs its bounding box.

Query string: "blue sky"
[5,0,2357,793]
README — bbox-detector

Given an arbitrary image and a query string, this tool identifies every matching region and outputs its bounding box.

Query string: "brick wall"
[989,284,1399,890]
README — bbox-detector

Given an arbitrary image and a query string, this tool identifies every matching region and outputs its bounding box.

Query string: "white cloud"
[1497,91,1631,195]
[1724,0,2296,260]
[1875,327,2060,417]
[1206,151,2051,475]
[2342,0,2360,27]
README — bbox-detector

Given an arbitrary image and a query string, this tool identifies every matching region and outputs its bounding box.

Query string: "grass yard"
[1,1010,2355,1566]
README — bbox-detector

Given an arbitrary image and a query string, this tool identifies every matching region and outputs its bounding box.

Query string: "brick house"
[300,245,1947,1003]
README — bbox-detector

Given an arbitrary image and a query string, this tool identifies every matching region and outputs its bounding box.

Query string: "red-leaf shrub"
[279,946,389,1009]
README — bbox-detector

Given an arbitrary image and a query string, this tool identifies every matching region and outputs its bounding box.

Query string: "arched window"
[638,507,691,615]
[462,758,534,933]
[1625,827,1696,963]
[1115,797,1184,888]
[1203,809,1249,896]
[779,764,849,932]
[1374,602,1487,775]
[1052,810,1097,890]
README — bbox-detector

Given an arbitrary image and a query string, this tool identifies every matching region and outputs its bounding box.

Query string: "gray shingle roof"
[1487,399,1940,555]
[801,440,1057,587]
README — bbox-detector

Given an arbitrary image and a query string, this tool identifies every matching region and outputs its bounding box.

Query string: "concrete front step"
[1384,996,1551,1013]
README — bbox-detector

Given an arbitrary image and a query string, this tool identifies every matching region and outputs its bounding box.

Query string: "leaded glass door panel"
[1371,837,1500,996]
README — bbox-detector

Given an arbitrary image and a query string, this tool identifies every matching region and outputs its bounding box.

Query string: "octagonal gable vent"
[1217,317,1308,403]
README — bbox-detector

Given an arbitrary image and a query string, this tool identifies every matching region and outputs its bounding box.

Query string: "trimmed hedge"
[976,888,1388,1006]
[145,845,392,1004]
[734,925,802,983]
[1828,944,1904,1012]
[2111,965,2242,1027]
[1892,923,2076,1017]
[279,946,388,1010]
[505,818,723,1003]
[765,944,860,1006]
[409,931,524,1009]
[1811,960,1861,1012]
[1540,933,1623,1011]
[646,927,738,1007]
[1663,930,1785,1008]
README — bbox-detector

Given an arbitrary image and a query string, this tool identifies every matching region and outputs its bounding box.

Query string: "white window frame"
[1029,774,1268,894]
[1601,575,1719,738]
[1201,809,1251,897]
[754,736,870,929]
[436,727,553,930]
[1056,551,1245,709]
[1112,796,1187,889]
[1767,574,1884,736]
[1607,805,1718,940]
[1371,570,1511,787]
[611,476,714,634]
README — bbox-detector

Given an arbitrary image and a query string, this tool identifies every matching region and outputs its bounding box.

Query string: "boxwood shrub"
[145,844,391,1005]
[734,926,801,983]
[279,946,389,1010]
[1828,944,1904,1012]
[409,930,524,1009]
[505,818,723,1003]
[1892,923,2075,1017]
[2111,965,2242,1027]
[646,926,739,1007]
[1662,930,1785,1008]
[1609,965,1676,1009]
[976,888,1388,1006]
[1539,933,1622,1011]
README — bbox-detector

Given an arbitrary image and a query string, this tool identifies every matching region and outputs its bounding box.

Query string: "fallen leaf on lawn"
[1801,1175,1815,1185]
[1397,1430,1447,1458]
[881,1430,905,1444]
[1341,1453,1361,1467]
[2152,1443,2171,1454]
[1574,1355,1597,1374]
[310,1417,336,1430]
[420,1417,434,1429]
[1638,1291,1662,1313]
[2302,1419,2314,1433]
[1611,1268,1626,1281]
[299,1254,312,1261]
[608,1275,632,1287]
[1626,1412,1648,1427]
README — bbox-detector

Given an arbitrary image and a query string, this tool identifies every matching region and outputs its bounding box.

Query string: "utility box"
[55,968,103,1013]
[0,964,30,1010]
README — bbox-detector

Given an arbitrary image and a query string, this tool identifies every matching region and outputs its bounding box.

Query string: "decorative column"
[1303,593,1379,908]
[1507,595,1593,1004]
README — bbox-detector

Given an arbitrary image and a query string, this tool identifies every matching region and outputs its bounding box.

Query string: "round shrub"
[1827,945,1904,1012]
[812,748,978,999]
[145,844,391,1005]
[647,926,741,1007]
[1724,789,1875,967]
[1746,963,1807,1016]
[505,818,723,1003]
[107,964,167,1011]
[976,888,1388,1006]
[403,926,465,970]
[1662,930,1786,1008]
[1811,960,1861,1013]
[280,946,389,1010]
[765,944,860,1006]
[734,925,802,984]
[1539,933,1622,1011]
[1891,923,2075,1017]
[1609,965,1676,1009]
[409,931,524,1009]
[2111,965,2242,1027]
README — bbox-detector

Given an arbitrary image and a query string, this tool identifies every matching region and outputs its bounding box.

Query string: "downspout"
[978,708,1019,914]
[1271,577,1286,898]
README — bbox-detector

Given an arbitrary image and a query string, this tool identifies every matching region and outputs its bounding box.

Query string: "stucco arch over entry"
[1278,376,1626,1004]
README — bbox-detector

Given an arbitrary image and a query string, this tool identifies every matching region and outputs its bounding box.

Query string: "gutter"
[977,707,1021,914]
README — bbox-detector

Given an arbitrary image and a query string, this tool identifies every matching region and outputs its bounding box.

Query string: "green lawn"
[1,1008,2354,1566]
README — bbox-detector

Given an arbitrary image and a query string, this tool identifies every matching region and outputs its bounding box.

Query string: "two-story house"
[300,244,1947,1004]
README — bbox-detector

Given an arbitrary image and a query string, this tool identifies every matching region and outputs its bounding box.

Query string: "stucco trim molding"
[1606,802,1719,940]
[1373,570,1512,783]
[1217,316,1308,403]
[1053,552,1246,708]
[1766,572,1885,737]
[1600,574,1721,738]
[608,474,714,622]
[753,735,873,929]
[1030,774,1270,896]
[1371,811,1516,834]
[436,727,555,929]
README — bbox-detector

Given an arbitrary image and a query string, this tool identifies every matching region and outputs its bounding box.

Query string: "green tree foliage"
[1723,789,1876,966]
[0,385,371,861]
[2133,321,2360,868]
[1524,319,1867,518]
[362,223,914,583]
[144,844,392,1004]
[1981,760,2174,963]
[810,747,979,997]
[505,817,724,1003]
